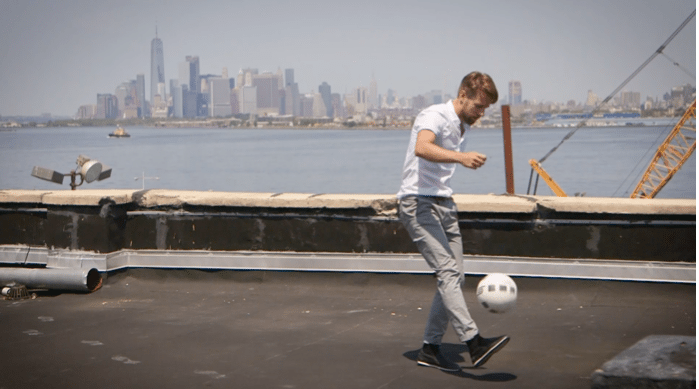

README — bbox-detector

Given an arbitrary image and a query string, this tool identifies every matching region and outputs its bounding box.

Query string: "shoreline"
[0,121,683,131]
[1,112,688,130]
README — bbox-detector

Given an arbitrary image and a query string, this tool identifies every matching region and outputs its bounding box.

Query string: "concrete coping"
[591,335,696,388]
[0,189,695,216]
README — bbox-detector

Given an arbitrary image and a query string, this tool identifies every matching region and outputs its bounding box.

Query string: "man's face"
[458,91,491,125]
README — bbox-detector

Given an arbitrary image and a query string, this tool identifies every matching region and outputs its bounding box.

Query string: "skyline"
[0,0,695,117]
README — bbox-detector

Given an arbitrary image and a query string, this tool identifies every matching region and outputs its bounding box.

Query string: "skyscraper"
[115,80,139,119]
[136,74,146,118]
[508,81,522,106]
[170,79,182,118]
[369,74,378,109]
[346,87,367,116]
[210,77,232,117]
[284,68,299,116]
[238,86,257,114]
[319,82,333,117]
[182,85,198,118]
[586,90,599,107]
[150,29,165,107]
[620,90,641,109]
[179,56,200,94]
[312,93,327,118]
[252,72,282,115]
[96,94,118,119]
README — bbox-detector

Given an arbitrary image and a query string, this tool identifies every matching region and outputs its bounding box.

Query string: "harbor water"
[1,125,695,199]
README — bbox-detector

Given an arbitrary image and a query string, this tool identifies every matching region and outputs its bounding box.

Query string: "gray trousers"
[399,195,479,344]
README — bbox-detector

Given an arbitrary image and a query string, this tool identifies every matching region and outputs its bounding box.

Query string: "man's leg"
[399,196,478,344]
[401,196,510,368]
[422,290,450,345]
[436,197,511,368]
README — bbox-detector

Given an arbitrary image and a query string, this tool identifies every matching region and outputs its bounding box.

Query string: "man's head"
[454,72,498,125]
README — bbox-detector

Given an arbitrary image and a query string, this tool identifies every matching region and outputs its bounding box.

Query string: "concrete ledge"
[0,189,694,215]
[592,335,696,388]
[0,190,694,261]
[517,195,696,215]
[0,189,137,206]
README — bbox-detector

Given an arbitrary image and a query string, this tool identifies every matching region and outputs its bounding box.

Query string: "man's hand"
[415,130,487,169]
[458,152,487,169]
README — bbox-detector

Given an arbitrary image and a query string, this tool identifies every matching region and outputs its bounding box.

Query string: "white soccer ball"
[476,273,517,313]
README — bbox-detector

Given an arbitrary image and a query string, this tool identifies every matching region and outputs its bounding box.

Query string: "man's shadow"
[403,343,517,381]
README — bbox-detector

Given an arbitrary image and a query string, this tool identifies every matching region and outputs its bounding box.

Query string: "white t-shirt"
[396,100,468,198]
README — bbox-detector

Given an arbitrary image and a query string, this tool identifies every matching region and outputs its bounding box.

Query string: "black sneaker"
[416,343,461,372]
[467,334,510,367]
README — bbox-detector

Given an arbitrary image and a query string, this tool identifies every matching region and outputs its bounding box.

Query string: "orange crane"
[528,159,568,197]
[630,100,696,198]
[529,100,696,198]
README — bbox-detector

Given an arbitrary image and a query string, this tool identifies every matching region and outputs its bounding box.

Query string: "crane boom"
[630,100,696,199]
[528,159,568,197]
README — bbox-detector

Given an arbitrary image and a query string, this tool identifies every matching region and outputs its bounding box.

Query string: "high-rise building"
[182,85,198,118]
[345,87,367,116]
[238,68,258,88]
[369,74,378,109]
[284,68,299,116]
[386,89,396,106]
[252,72,282,115]
[508,81,522,105]
[620,90,641,109]
[76,105,96,120]
[331,93,344,118]
[136,74,146,118]
[96,94,118,119]
[681,83,695,104]
[319,82,333,117]
[586,90,599,107]
[230,88,240,115]
[114,83,129,116]
[239,86,257,115]
[179,56,200,94]
[150,29,165,106]
[299,94,314,117]
[170,79,182,118]
[210,77,232,117]
[312,93,327,118]
[179,63,191,95]
[151,84,168,118]
[115,80,139,119]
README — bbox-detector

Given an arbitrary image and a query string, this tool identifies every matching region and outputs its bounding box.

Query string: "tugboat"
[109,125,130,138]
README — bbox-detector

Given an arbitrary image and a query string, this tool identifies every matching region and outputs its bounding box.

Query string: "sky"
[0,0,695,117]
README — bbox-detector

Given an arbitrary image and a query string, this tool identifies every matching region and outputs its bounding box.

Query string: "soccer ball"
[476,273,517,313]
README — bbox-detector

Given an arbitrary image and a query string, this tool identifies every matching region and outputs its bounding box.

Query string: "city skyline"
[0,0,695,117]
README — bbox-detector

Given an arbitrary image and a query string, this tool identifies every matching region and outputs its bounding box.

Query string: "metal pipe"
[0,268,102,292]
[501,105,515,194]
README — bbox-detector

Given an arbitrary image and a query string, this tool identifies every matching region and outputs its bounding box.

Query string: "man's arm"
[414,129,486,169]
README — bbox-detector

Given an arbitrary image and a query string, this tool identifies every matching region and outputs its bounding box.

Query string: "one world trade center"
[150,28,165,113]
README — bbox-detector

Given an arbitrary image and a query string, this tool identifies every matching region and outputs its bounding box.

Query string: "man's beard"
[465,115,479,125]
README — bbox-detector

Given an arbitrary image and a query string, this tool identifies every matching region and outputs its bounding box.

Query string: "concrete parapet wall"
[0,189,694,262]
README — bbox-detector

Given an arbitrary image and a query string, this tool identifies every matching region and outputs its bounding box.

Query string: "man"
[397,71,509,371]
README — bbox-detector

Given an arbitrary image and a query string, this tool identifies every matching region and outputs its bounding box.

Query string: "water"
[1,125,695,199]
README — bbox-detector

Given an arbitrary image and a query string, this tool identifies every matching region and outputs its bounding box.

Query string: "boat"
[109,126,130,138]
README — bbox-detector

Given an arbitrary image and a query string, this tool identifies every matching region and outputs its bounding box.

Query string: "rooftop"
[1,268,694,388]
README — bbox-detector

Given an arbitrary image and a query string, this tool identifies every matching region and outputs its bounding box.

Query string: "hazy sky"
[0,0,695,116]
